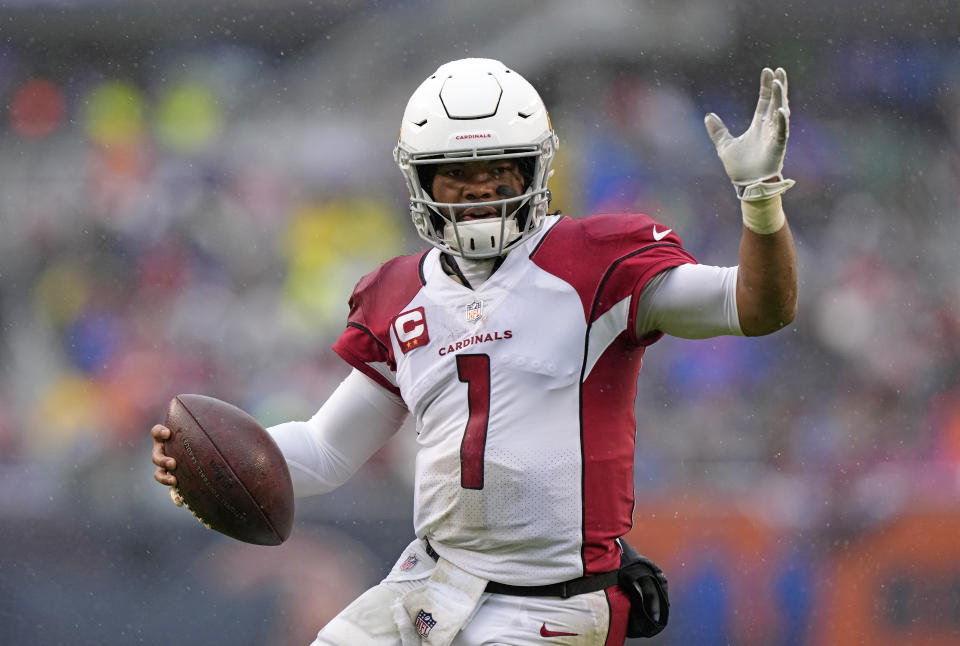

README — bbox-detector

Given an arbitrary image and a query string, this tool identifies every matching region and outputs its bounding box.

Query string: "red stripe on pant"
[603,585,631,645]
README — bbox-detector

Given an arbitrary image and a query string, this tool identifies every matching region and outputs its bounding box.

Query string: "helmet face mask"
[430,191,527,257]
[394,58,558,259]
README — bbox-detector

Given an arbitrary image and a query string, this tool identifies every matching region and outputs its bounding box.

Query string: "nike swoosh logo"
[652,226,672,241]
[540,622,579,637]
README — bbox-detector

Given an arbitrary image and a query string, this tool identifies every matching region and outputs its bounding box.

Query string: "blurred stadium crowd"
[1,1,959,644]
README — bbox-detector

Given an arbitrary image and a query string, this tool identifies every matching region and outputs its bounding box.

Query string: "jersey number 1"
[456,354,490,490]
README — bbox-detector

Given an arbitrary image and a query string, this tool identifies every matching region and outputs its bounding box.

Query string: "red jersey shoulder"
[560,212,683,248]
[332,250,428,396]
[531,213,689,279]
[346,250,429,332]
[531,213,696,325]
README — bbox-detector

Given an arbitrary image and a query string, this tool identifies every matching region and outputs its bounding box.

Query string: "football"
[163,394,294,545]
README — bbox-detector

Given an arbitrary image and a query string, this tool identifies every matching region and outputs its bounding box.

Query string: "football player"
[153,58,797,645]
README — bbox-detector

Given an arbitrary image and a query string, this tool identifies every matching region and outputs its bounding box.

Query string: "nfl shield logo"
[400,553,419,571]
[415,609,437,638]
[465,299,483,323]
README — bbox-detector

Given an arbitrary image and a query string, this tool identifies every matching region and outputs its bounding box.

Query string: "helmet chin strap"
[442,218,520,256]
[441,184,526,258]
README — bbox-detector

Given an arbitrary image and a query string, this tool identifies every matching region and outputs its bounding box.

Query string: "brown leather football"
[163,394,294,545]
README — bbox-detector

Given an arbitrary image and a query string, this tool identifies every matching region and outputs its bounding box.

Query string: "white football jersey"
[333,213,695,585]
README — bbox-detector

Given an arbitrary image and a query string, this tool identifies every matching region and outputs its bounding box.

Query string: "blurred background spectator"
[1,1,958,644]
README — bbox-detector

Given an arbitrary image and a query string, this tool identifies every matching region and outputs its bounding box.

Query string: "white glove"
[704,67,795,202]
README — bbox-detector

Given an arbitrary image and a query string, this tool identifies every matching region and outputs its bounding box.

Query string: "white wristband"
[741,195,787,235]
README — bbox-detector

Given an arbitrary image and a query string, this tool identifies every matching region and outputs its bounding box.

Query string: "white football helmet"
[394,58,559,259]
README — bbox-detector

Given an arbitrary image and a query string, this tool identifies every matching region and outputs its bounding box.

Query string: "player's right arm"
[267,369,408,497]
[151,369,408,497]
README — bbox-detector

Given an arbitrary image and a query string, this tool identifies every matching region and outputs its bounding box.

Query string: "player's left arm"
[735,196,797,335]
[704,67,798,336]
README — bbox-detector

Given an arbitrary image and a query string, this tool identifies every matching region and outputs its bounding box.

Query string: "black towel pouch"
[618,539,670,638]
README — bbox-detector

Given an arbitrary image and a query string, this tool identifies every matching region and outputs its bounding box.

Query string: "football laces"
[170,486,213,530]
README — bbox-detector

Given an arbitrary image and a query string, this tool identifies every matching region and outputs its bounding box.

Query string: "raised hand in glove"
[705,67,795,203]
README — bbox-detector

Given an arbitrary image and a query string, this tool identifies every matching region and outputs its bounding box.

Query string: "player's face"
[430,160,526,221]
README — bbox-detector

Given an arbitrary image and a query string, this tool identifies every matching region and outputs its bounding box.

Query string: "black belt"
[424,540,619,599]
